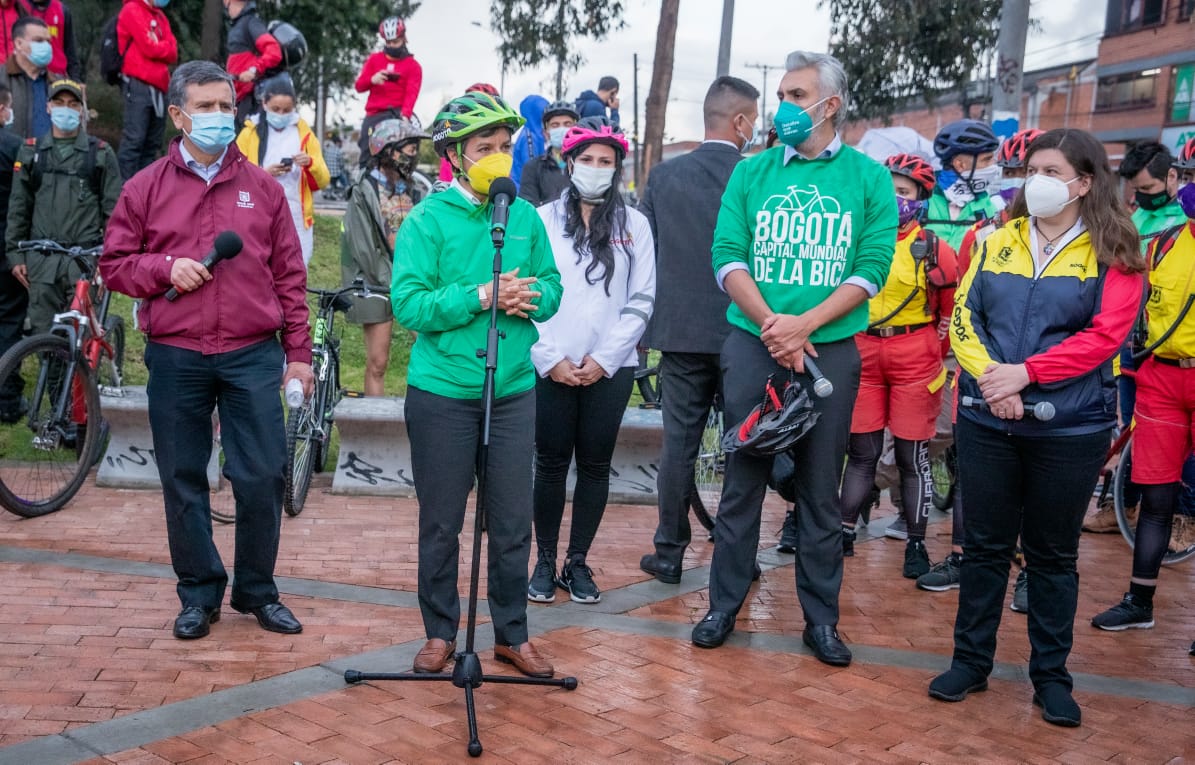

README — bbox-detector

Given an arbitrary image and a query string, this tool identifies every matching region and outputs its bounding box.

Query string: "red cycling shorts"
[851,326,947,440]
[1131,356,1195,484]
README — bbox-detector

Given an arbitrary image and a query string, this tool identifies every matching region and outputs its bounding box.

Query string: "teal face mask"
[774,97,829,148]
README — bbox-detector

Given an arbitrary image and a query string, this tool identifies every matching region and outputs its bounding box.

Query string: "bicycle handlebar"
[307,279,389,301]
[17,240,103,258]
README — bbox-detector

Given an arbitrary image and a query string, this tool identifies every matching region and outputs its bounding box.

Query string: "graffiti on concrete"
[105,444,156,470]
[339,452,399,486]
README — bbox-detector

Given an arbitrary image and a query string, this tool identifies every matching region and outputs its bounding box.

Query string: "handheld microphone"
[961,395,1056,421]
[803,356,833,398]
[488,177,517,245]
[165,231,243,302]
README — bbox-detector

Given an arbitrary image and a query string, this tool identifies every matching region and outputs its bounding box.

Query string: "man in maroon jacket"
[100,60,313,641]
[116,0,177,179]
[223,0,281,124]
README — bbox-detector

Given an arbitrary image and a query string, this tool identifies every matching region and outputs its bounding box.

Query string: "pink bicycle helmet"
[561,116,629,159]
[379,17,405,40]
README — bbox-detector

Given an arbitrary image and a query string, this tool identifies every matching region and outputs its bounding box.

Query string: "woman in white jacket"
[528,117,656,604]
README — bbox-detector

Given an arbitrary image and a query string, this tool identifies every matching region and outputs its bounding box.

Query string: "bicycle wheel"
[284,398,316,516]
[690,407,725,533]
[1114,441,1195,565]
[209,413,235,524]
[0,335,100,517]
[312,348,340,474]
[633,349,660,409]
[930,444,957,511]
[98,315,125,390]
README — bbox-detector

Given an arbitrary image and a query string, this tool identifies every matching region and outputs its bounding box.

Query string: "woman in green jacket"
[391,93,562,679]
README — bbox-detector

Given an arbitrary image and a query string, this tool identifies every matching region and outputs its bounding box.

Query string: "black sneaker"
[777,511,798,554]
[917,552,962,591]
[557,554,601,604]
[527,550,557,603]
[903,539,931,579]
[1010,569,1028,613]
[1091,593,1154,631]
[842,527,856,557]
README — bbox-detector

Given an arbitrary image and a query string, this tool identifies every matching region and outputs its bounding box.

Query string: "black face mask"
[1135,188,1172,212]
[384,45,409,60]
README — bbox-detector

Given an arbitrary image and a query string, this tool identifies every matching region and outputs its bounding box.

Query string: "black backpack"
[99,15,127,86]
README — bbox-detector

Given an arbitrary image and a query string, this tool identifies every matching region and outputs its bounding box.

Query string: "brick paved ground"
[0,472,1192,763]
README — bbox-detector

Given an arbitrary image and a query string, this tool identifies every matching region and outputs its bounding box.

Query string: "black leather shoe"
[802,624,852,666]
[173,606,219,639]
[639,553,681,584]
[691,610,734,648]
[234,602,302,634]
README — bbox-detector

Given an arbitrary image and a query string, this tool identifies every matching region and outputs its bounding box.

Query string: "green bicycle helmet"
[430,92,524,158]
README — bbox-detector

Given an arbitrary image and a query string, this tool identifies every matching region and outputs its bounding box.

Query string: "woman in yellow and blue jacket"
[930,129,1145,728]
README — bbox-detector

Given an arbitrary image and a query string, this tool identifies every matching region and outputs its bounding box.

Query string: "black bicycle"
[283,281,387,516]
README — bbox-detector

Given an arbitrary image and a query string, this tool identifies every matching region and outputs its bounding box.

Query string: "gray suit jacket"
[639,141,742,354]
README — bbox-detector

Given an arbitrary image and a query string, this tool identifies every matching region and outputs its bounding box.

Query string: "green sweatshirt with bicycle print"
[711,144,898,343]
[392,184,562,400]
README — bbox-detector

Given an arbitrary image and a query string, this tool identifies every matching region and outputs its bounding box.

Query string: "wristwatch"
[477,284,488,307]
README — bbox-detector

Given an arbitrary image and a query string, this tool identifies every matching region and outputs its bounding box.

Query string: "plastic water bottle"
[285,378,305,409]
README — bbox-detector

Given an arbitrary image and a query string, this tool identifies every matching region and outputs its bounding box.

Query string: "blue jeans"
[145,339,287,611]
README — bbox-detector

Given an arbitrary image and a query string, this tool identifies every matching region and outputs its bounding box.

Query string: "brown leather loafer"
[494,642,554,678]
[413,638,456,673]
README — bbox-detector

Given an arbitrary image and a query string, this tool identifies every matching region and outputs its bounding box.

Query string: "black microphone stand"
[344,204,578,758]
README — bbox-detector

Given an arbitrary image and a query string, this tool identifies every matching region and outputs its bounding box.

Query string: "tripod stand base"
[344,651,578,757]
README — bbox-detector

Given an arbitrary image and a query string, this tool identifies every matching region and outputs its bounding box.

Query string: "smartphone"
[280,157,294,167]
[386,70,400,80]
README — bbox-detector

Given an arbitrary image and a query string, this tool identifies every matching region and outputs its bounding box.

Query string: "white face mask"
[570,162,616,201]
[1024,174,1080,218]
[966,163,1002,194]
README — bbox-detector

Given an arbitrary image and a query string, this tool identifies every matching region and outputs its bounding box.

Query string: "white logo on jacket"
[237,190,254,209]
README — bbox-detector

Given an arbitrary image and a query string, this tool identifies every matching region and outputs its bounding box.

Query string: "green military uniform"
[6,131,121,334]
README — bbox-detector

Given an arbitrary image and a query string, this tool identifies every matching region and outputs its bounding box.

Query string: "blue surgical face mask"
[27,40,53,68]
[547,126,568,150]
[182,109,237,154]
[265,110,297,131]
[735,114,758,153]
[50,106,80,132]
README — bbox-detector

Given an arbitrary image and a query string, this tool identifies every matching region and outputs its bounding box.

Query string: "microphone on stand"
[961,395,1056,421]
[488,177,517,246]
[803,356,834,398]
[165,231,243,302]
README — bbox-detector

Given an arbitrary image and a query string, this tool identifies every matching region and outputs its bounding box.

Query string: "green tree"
[819,0,1002,121]
[489,0,627,99]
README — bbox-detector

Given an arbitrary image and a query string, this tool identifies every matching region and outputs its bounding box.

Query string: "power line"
[746,62,785,129]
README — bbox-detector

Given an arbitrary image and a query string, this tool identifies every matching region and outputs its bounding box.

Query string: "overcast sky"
[327,0,1105,142]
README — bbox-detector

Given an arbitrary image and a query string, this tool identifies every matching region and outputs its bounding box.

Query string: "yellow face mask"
[462,151,513,196]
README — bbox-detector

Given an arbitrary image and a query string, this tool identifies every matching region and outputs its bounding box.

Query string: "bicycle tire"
[284,399,316,516]
[0,334,100,517]
[690,407,725,534]
[1114,441,1195,565]
[98,315,125,390]
[209,413,236,524]
[313,348,340,474]
[930,445,957,511]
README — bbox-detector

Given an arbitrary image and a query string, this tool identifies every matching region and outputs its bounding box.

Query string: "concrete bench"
[330,396,664,505]
[96,386,222,489]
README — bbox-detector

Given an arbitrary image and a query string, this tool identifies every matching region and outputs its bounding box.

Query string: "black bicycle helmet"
[934,119,999,164]
[542,99,580,124]
[722,374,820,457]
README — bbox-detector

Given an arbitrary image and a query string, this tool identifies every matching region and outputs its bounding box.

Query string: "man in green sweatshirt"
[391,92,562,679]
[692,50,897,666]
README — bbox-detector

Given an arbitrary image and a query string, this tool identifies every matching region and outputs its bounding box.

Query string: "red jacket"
[18,0,72,79]
[354,52,421,117]
[0,3,21,63]
[117,0,176,93]
[100,137,311,364]
[225,2,281,103]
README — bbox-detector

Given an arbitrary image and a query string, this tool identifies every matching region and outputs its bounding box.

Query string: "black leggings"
[532,368,635,559]
[1131,482,1180,581]
[841,430,931,540]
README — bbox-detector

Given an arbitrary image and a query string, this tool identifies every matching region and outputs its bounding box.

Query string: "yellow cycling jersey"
[868,227,934,327]
[1146,222,1195,359]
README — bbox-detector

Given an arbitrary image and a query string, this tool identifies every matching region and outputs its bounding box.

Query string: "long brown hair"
[1024,128,1146,273]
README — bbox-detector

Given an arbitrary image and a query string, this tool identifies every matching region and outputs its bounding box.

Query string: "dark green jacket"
[5,130,122,275]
